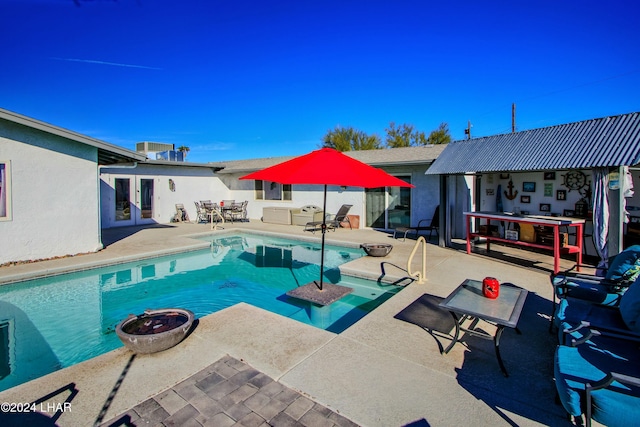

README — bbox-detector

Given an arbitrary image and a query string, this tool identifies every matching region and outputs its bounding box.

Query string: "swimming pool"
[0,232,403,392]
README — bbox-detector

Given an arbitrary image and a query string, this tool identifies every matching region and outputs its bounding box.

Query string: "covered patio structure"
[426,112,640,266]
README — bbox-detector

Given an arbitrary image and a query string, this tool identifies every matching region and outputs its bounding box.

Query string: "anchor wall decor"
[504,180,518,200]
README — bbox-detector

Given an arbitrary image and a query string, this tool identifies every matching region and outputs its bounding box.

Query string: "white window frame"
[0,161,11,221]
[254,180,292,201]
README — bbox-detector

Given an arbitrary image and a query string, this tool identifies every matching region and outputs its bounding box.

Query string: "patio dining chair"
[394,205,440,241]
[195,201,211,223]
[230,201,248,222]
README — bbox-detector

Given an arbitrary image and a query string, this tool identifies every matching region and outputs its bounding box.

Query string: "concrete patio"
[0,220,599,426]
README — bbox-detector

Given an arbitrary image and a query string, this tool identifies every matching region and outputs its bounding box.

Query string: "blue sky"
[2,0,640,163]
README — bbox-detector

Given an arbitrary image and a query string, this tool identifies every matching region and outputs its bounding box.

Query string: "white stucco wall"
[99,163,442,231]
[0,121,101,264]
[479,170,591,215]
[100,163,226,227]
[222,171,366,226]
[222,164,440,230]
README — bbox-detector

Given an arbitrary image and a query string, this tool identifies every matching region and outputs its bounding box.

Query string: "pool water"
[0,232,403,392]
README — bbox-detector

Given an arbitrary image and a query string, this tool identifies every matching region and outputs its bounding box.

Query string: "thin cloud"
[51,57,161,70]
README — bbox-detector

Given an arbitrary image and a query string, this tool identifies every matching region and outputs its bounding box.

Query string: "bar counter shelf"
[463,211,585,274]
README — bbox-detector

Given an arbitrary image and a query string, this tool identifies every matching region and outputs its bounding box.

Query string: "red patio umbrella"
[240,147,414,293]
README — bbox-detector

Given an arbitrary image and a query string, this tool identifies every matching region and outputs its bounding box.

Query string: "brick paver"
[100,356,359,427]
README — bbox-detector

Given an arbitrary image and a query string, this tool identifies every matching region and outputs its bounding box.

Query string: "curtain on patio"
[592,168,609,272]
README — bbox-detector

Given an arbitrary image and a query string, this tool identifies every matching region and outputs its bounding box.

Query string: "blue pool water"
[0,232,403,392]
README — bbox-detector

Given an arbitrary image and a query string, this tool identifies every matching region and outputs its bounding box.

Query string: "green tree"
[353,131,382,150]
[385,121,450,147]
[385,122,429,147]
[321,126,381,151]
[177,145,190,160]
[385,122,414,148]
[426,122,452,145]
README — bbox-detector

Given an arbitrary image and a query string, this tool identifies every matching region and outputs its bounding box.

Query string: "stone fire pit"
[116,308,195,354]
[360,243,393,257]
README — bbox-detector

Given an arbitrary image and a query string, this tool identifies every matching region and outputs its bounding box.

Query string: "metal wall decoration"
[562,170,587,192]
[504,180,518,200]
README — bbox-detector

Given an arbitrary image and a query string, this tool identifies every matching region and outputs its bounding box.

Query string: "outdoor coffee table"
[439,279,528,377]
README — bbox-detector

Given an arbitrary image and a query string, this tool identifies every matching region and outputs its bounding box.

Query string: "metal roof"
[0,108,146,165]
[425,112,640,175]
[216,145,446,174]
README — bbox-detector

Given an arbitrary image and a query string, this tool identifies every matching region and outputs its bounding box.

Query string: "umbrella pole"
[318,184,328,291]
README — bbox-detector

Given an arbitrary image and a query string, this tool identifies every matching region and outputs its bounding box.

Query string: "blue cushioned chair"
[554,341,640,427]
[554,275,640,345]
[552,245,640,304]
[549,246,640,331]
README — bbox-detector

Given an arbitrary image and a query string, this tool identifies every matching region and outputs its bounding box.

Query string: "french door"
[365,176,411,229]
[114,177,154,225]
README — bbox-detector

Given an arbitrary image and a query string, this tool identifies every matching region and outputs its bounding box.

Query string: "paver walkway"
[100,355,359,427]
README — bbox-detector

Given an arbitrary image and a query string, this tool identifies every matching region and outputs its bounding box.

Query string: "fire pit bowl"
[360,243,393,257]
[116,308,195,354]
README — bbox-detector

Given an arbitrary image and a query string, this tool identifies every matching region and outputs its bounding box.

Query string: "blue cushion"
[555,297,629,344]
[555,344,640,421]
[590,385,640,427]
[605,245,640,283]
[553,276,620,304]
[619,278,640,333]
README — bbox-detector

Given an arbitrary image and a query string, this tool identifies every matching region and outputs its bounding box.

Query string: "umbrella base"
[286,282,353,306]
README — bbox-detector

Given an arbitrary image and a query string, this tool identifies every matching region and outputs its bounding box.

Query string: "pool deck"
[0,220,600,426]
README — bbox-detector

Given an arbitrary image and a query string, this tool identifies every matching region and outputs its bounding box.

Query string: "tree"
[385,122,429,147]
[385,121,450,147]
[426,122,452,145]
[321,126,381,151]
[177,145,190,160]
[352,131,382,150]
[385,122,414,148]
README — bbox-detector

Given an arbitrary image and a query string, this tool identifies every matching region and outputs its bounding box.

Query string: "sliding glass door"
[365,175,411,229]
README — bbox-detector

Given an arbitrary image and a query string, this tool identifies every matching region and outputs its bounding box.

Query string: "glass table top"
[439,279,528,328]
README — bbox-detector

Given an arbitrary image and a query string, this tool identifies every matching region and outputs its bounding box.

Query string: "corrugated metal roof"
[425,112,640,175]
[216,145,446,174]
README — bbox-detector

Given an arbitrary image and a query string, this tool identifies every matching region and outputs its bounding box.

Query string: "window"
[0,161,11,221]
[254,180,292,201]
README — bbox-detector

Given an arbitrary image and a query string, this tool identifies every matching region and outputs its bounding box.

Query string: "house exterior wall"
[221,171,366,227]
[382,164,440,227]
[99,164,224,227]
[220,164,440,230]
[0,120,101,264]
